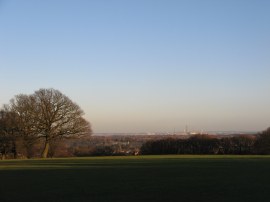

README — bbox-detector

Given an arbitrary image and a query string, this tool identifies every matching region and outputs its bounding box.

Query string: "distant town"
[93,130,257,136]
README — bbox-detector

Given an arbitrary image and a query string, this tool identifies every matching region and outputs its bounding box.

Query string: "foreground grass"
[0,155,270,202]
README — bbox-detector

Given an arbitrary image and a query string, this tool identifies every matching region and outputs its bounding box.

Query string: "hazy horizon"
[1,0,269,133]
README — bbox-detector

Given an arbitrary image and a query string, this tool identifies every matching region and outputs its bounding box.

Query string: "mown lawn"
[0,155,270,202]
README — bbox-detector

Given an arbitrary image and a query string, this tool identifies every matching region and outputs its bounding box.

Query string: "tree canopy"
[1,88,92,158]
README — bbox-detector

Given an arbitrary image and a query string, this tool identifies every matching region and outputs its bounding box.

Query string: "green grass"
[1,155,270,202]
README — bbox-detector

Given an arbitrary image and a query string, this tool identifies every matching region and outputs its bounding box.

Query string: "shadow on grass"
[0,156,270,202]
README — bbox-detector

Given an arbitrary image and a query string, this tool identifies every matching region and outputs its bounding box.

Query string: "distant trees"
[187,135,220,154]
[254,128,270,154]
[140,134,259,155]
[0,88,92,158]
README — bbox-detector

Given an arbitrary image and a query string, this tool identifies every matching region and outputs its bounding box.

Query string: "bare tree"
[10,88,92,158]
[10,95,40,158]
[0,106,20,159]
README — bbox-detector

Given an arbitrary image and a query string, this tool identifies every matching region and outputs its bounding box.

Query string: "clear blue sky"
[0,0,269,133]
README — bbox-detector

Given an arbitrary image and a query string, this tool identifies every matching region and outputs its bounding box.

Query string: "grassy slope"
[0,155,270,202]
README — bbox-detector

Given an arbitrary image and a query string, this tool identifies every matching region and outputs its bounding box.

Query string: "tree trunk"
[12,141,17,159]
[1,152,6,160]
[26,145,32,159]
[42,141,50,158]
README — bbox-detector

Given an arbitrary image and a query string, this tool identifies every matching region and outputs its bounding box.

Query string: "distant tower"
[184,125,189,135]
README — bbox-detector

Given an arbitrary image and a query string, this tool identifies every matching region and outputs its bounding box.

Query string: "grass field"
[0,155,270,202]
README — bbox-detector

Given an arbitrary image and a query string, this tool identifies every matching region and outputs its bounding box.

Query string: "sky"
[0,0,269,133]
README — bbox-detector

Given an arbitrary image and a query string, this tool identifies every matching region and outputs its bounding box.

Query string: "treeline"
[140,128,270,155]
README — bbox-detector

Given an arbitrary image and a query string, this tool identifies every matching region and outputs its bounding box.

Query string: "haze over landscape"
[0,0,269,133]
